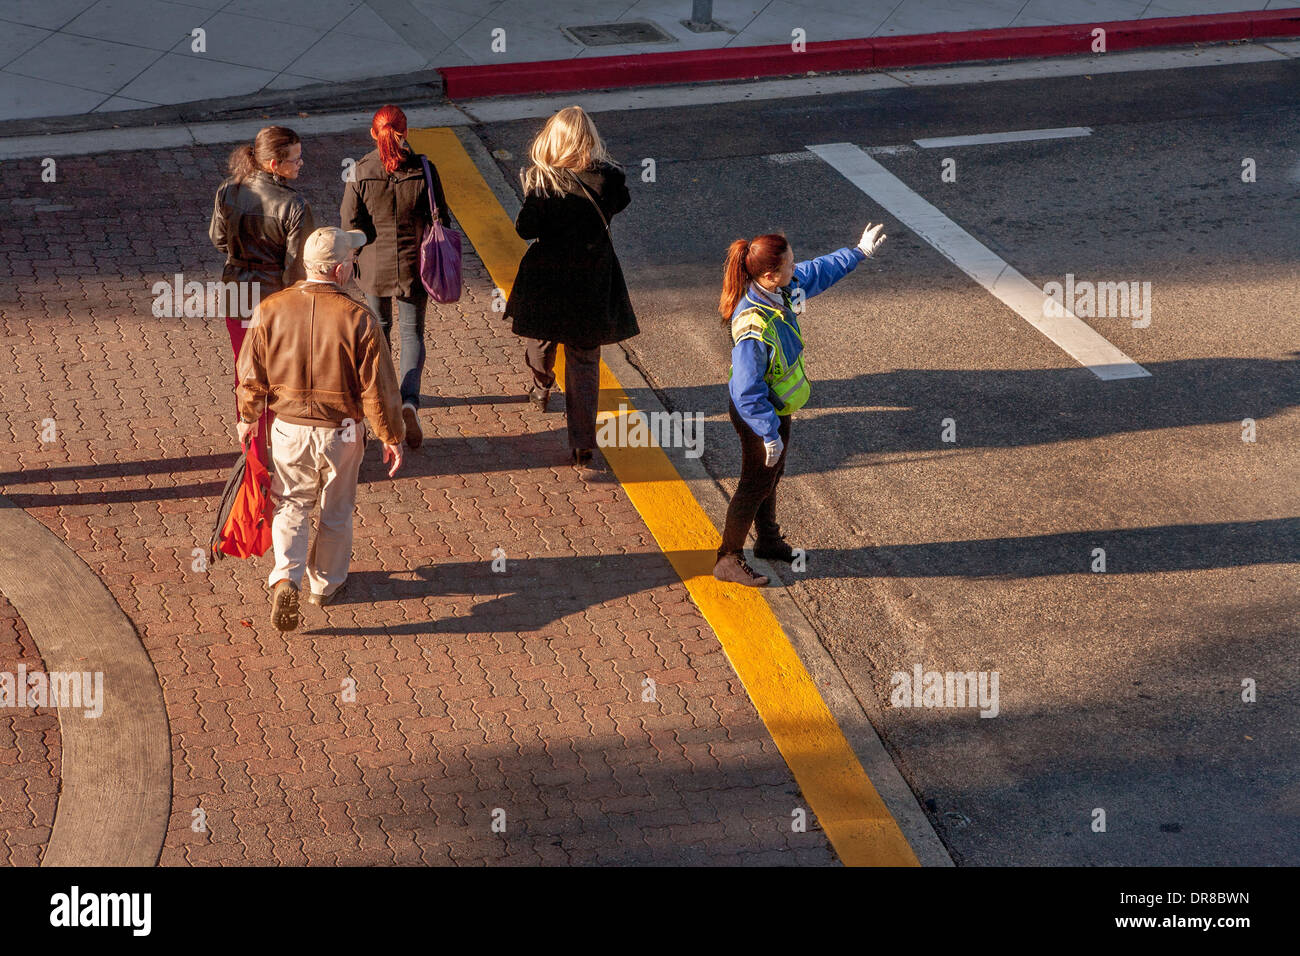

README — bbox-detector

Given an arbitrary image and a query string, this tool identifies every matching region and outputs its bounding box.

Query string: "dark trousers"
[525,339,600,452]
[365,291,427,409]
[718,400,791,558]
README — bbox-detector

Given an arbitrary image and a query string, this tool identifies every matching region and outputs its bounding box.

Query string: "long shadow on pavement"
[306,515,1297,636]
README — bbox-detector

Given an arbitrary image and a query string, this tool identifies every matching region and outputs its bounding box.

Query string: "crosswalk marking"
[808,141,1151,382]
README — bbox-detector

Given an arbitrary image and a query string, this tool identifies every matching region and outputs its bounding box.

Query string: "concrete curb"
[0,497,171,867]
[0,69,446,140]
[601,348,955,867]
[439,8,1300,98]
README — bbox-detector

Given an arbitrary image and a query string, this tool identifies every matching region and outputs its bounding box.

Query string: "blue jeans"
[365,291,426,409]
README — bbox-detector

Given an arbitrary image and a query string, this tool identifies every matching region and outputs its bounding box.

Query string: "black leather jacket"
[210,170,315,296]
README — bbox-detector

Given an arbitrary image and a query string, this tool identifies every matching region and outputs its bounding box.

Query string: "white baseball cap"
[304,227,366,271]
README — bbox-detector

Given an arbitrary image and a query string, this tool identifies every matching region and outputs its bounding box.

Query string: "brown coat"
[340,147,450,298]
[235,281,405,445]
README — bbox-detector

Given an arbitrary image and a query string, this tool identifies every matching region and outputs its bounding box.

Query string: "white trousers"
[267,418,366,597]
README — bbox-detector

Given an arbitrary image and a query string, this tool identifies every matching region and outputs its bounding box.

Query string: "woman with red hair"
[714,224,887,586]
[341,105,451,449]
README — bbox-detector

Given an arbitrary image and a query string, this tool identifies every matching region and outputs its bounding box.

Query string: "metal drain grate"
[564,20,675,46]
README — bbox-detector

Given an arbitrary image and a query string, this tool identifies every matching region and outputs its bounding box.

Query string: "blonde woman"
[505,106,638,472]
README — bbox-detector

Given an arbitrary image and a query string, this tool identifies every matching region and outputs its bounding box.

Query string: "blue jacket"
[729,246,866,441]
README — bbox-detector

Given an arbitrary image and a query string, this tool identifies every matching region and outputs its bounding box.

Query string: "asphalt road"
[474,58,1300,865]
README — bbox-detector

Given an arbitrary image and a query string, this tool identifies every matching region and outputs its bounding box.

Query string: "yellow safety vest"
[730,299,810,415]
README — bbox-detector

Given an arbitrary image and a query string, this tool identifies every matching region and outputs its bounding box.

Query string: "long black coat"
[340,147,450,298]
[506,163,639,348]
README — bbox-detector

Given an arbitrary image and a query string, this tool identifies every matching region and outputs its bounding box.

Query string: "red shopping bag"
[210,436,274,561]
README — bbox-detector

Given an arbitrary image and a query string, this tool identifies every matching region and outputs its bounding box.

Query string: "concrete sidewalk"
[0,128,840,865]
[0,0,1290,121]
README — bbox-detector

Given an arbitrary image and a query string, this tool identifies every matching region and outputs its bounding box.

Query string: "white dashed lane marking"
[914,126,1092,149]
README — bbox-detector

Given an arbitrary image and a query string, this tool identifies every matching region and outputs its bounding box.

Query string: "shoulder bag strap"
[573,174,610,233]
[419,155,439,222]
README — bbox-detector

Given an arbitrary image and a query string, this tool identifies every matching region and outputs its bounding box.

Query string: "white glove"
[763,435,784,467]
[858,222,886,257]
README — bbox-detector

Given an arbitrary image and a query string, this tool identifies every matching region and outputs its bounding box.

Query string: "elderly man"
[236,226,406,632]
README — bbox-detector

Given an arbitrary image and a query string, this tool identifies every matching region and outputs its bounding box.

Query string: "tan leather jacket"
[236,281,405,446]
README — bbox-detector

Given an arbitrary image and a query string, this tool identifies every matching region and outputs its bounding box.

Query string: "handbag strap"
[419,155,440,223]
[573,174,609,233]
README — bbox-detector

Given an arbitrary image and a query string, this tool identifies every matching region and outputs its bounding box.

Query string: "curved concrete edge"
[0,497,171,867]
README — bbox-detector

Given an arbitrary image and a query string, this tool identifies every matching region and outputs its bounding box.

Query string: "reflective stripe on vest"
[730,300,811,415]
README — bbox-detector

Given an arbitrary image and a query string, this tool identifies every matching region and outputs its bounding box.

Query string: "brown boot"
[713,552,768,587]
[402,404,423,449]
[754,536,795,563]
[270,579,300,632]
[571,448,613,483]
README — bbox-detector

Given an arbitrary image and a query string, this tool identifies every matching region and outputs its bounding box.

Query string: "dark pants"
[718,400,791,558]
[525,339,600,452]
[365,291,427,409]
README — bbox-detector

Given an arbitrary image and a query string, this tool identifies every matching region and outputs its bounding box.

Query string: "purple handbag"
[418,155,462,303]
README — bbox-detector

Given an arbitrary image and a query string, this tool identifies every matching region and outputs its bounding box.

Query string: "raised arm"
[792,223,887,299]
[792,246,866,299]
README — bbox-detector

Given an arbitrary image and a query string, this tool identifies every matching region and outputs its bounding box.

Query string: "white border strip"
[808,141,1150,381]
[915,126,1091,148]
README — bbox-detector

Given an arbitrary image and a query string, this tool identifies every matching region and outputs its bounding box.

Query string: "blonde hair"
[520,106,613,198]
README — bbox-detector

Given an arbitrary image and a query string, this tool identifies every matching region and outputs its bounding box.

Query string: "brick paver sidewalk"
[0,133,836,865]
[0,595,59,865]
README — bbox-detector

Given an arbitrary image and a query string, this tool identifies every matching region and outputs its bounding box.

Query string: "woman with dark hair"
[506,105,638,473]
[210,125,315,465]
[340,104,450,450]
[714,224,887,586]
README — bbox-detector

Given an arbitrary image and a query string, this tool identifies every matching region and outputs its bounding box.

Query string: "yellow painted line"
[408,127,529,300]
[413,127,919,867]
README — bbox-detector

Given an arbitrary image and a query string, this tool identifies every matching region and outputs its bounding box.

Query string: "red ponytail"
[371,104,408,174]
[719,233,788,321]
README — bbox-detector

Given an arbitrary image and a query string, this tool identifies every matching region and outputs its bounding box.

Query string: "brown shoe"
[402,405,423,449]
[305,580,348,607]
[529,386,551,411]
[571,448,610,480]
[713,552,769,587]
[270,579,300,631]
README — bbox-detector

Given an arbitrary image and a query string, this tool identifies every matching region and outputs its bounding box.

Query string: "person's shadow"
[305,514,1299,637]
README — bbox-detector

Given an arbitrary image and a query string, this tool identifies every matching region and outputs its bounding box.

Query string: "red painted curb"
[439,8,1300,100]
